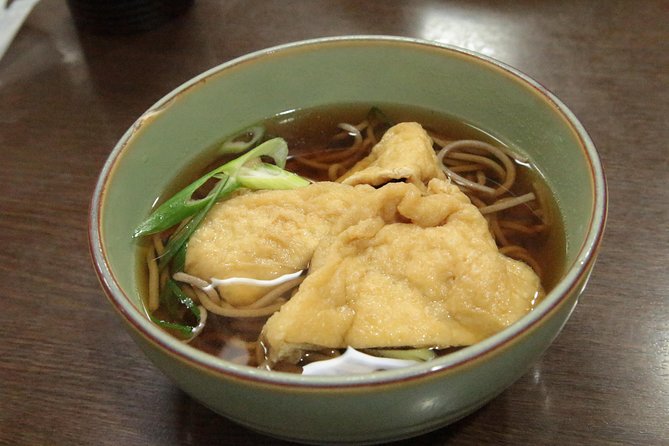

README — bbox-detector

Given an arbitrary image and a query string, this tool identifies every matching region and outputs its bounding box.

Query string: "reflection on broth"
[136,104,566,374]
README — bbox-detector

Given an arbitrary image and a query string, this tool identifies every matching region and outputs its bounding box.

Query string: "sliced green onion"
[135,137,307,269]
[160,277,180,319]
[166,279,201,319]
[149,314,194,338]
[133,173,220,238]
[220,125,265,154]
[151,279,202,338]
[138,133,312,338]
[158,177,233,269]
[134,137,293,238]
[237,161,310,190]
[220,137,289,172]
[171,241,188,274]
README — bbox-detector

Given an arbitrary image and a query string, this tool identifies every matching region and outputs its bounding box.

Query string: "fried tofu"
[185,122,542,363]
[261,179,542,363]
[185,181,410,306]
[338,122,445,189]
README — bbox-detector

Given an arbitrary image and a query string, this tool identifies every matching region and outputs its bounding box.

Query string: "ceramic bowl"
[89,36,607,445]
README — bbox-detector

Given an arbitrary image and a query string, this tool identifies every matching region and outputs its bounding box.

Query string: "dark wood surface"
[1,1,667,445]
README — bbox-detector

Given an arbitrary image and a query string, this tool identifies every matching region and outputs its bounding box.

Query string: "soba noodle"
[140,106,557,371]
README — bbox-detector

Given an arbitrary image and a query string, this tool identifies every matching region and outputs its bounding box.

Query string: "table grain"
[1,1,667,445]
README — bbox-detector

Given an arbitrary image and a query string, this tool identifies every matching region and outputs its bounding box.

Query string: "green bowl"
[89,36,607,445]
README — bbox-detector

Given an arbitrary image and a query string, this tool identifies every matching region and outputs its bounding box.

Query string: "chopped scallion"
[133,137,302,238]
[151,279,202,338]
[220,125,265,154]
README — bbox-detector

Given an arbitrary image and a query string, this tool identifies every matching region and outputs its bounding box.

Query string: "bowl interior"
[93,36,603,377]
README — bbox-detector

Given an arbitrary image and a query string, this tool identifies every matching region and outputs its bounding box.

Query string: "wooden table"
[1,1,667,444]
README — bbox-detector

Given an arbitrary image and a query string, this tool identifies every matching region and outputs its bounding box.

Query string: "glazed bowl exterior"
[89,36,606,445]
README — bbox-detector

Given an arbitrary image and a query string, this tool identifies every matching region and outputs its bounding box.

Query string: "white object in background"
[302,347,420,376]
[0,0,41,62]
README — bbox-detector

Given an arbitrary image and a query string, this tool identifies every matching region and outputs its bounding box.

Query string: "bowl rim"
[89,35,607,388]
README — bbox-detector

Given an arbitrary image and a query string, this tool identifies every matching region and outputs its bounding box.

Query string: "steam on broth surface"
[136,103,566,374]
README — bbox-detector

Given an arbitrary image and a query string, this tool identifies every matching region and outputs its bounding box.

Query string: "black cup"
[66,0,194,34]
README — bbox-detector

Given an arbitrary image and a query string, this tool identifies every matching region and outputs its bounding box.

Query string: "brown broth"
[138,103,567,369]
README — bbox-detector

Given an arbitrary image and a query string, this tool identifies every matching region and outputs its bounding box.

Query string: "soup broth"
[137,103,566,371]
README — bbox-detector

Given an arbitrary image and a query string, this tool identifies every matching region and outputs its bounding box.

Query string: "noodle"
[247,277,305,309]
[328,163,346,181]
[193,287,286,318]
[478,192,537,215]
[476,170,486,186]
[437,150,496,195]
[488,213,511,247]
[172,271,221,304]
[187,305,207,339]
[447,152,507,180]
[431,136,548,276]
[146,245,160,311]
[172,271,303,317]
[337,122,363,147]
[427,133,453,148]
[152,234,165,256]
[141,107,557,369]
[292,120,376,178]
[499,220,547,235]
[436,139,516,196]
[448,163,486,174]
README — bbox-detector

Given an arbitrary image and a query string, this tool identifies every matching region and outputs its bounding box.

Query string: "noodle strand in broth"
[138,104,564,372]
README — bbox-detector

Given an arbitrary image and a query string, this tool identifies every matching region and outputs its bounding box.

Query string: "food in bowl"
[133,103,565,374]
[90,36,606,444]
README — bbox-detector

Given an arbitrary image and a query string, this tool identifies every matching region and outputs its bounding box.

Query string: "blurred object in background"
[66,0,194,34]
